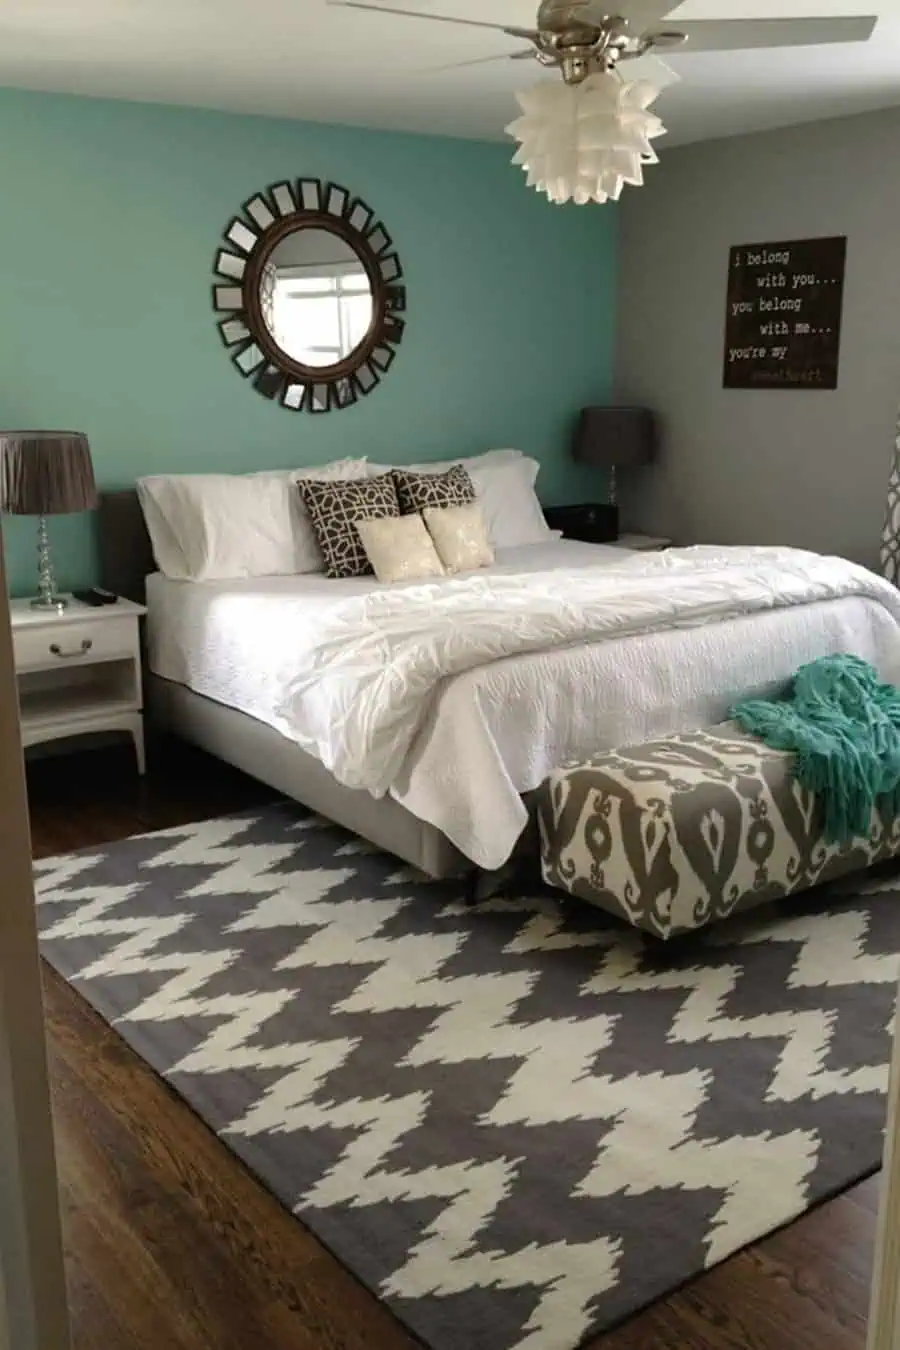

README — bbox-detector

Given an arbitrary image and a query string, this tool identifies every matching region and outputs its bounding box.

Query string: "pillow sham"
[299,473,401,579]
[392,465,475,516]
[355,514,446,585]
[423,503,495,574]
[471,455,554,549]
[136,473,297,582]
[137,457,369,580]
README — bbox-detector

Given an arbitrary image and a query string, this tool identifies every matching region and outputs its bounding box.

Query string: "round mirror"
[260,228,375,370]
[212,179,406,415]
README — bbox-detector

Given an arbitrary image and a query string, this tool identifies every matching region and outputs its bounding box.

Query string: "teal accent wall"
[0,87,617,596]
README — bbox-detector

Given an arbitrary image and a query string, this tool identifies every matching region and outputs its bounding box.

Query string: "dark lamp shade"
[0,431,97,517]
[573,407,658,469]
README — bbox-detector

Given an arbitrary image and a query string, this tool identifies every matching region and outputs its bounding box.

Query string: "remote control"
[73,588,119,607]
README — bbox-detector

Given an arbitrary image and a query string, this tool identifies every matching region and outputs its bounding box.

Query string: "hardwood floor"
[29,740,881,1350]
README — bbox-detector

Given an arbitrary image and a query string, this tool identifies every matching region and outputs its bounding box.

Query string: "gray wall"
[616,106,900,569]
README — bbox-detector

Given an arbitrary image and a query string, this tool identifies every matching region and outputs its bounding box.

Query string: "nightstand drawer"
[13,617,135,671]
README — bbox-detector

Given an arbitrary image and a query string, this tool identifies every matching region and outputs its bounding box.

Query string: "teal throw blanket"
[731,654,900,844]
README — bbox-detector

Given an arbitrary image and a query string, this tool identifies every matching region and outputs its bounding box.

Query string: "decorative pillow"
[299,473,400,579]
[392,465,476,516]
[423,503,495,574]
[288,458,371,573]
[355,514,446,585]
[371,452,554,549]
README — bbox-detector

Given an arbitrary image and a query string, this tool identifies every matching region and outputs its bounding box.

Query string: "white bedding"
[146,539,900,871]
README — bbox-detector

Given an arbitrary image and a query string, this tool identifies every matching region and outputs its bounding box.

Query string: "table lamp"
[0,431,98,612]
[573,407,658,538]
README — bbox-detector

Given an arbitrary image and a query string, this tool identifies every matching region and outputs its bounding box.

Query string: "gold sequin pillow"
[423,502,495,574]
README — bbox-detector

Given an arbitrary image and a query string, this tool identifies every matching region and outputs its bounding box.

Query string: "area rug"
[35,805,900,1350]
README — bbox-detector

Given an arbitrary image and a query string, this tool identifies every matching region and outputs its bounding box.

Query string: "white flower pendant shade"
[505,73,667,206]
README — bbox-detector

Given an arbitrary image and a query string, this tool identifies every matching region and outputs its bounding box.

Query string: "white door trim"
[0,531,70,1350]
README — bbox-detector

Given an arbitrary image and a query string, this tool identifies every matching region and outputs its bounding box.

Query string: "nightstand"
[612,534,672,553]
[10,596,146,772]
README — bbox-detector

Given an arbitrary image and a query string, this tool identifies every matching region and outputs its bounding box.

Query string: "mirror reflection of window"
[263,228,374,368]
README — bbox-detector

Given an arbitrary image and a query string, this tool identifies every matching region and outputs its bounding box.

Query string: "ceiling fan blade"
[424,50,535,73]
[613,1,681,32]
[619,53,681,88]
[674,16,878,54]
[327,1,536,38]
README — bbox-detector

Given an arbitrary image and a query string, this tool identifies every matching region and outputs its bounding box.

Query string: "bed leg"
[463,866,516,907]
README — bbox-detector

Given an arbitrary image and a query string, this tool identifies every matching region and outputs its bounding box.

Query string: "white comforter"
[274,545,900,798]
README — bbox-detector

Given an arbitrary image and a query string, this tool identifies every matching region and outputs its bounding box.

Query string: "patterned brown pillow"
[391,465,476,516]
[298,473,400,579]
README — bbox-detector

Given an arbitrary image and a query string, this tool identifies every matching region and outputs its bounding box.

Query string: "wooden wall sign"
[723,236,847,390]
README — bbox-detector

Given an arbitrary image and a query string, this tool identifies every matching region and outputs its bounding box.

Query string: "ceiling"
[1,0,900,147]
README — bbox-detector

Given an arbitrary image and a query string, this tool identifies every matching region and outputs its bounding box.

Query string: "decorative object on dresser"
[213,178,405,415]
[572,405,658,540]
[0,430,98,612]
[11,594,146,772]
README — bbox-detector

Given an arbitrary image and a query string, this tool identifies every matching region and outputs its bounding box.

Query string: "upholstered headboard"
[98,490,155,603]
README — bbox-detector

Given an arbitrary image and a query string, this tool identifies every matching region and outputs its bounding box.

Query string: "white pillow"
[137,474,298,581]
[470,455,555,549]
[368,450,552,549]
[368,448,523,476]
[355,514,446,585]
[424,503,495,574]
[137,457,369,579]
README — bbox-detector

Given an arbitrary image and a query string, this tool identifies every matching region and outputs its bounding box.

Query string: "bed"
[99,490,900,879]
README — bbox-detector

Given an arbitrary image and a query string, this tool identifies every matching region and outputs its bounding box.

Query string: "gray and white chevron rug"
[35,805,900,1350]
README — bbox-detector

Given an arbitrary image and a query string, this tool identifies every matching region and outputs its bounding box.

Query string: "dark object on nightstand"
[73,588,119,607]
[544,502,619,544]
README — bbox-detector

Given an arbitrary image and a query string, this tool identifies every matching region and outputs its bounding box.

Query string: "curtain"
[882,413,900,584]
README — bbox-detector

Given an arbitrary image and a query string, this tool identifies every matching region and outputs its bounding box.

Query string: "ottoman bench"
[537,723,900,941]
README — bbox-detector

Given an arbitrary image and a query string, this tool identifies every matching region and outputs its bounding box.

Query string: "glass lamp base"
[30,594,68,613]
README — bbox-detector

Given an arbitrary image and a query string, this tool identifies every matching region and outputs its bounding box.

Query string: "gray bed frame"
[98,490,478,879]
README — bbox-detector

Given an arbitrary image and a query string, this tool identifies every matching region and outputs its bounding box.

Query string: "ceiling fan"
[327,1,879,87]
[327,3,880,205]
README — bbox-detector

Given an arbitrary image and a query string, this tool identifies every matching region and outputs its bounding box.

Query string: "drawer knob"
[49,639,93,659]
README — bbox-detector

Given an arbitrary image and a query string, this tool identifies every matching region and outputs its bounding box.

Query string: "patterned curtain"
[882,413,900,584]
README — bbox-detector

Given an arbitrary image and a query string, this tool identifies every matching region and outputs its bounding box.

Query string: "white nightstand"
[613,534,673,553]
[10,596,146,773]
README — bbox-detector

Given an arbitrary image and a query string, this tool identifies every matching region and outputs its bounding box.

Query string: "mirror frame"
[212,178,406,415]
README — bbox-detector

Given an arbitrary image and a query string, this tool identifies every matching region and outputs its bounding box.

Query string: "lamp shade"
[0,431,97,517]
[573,407,658,469]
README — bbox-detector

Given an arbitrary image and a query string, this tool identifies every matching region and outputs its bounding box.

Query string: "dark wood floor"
[29,740,880,1350]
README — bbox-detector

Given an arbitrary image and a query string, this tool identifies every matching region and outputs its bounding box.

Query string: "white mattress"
[146,540,900,870]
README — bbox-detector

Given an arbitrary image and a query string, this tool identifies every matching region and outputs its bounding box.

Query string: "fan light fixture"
[330,1,879,207]
[505,73,666,206]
